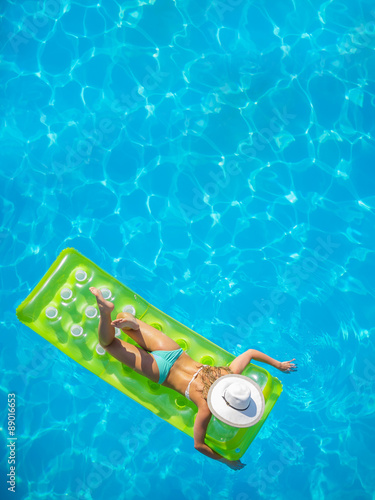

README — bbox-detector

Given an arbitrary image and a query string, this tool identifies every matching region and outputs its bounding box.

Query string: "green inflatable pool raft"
[16,248,282,460]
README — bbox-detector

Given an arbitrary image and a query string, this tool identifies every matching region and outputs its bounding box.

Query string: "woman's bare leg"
[89,287,180,352]
[89,287,115,347]
[89,288,160,380]
[111,313,181,352]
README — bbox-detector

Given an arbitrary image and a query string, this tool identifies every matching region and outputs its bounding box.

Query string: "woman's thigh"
[104,338,160,382]
[116,313,181,352]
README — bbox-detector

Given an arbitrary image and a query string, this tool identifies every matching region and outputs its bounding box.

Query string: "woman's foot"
[111,314,139,331]
[89,287,114,314]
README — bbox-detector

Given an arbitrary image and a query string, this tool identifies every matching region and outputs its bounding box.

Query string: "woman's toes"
[89,287,101,297]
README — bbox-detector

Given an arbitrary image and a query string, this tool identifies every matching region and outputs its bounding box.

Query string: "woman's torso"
[160,352,205,404]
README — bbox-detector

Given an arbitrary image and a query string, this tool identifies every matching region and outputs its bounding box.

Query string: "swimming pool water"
[1,0,375,499]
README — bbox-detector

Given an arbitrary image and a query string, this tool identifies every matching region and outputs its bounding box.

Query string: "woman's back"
[161,351,203,400]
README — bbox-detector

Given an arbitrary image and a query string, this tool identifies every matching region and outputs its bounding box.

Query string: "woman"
[90,287,297,470]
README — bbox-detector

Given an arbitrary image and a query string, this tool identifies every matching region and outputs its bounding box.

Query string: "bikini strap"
[185,365,208,400]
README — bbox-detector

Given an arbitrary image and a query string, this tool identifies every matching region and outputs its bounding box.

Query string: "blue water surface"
[1,0,375,499]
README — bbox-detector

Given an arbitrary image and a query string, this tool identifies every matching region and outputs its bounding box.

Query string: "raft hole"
[122,304,136,316]
[100,288,111,299]
[175,397,186,409]
[75,270,87,282]
[85,306,97,318]
[176,339,188,350]
[96,344,106,355]
[61,288,73,300]
[200,355,215,366]
[46,306,58,319]
[71,325,83,337]
[148,381,160,392]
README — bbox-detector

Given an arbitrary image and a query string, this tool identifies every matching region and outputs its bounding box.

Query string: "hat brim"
[207,374,265,428]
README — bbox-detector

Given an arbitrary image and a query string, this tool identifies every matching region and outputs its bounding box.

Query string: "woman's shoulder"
[192,391,210,411]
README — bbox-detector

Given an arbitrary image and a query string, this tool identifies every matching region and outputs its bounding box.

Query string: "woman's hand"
[278,359,297,373]
[220,458,246,470]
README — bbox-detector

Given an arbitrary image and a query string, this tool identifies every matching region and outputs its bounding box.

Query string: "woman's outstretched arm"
[229,349,297,374]
[193,405,246,470]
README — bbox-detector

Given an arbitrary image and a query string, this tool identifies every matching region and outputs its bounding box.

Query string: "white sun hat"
[207,374,265,428]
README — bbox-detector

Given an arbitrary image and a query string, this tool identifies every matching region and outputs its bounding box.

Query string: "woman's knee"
[116,312,133,320]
